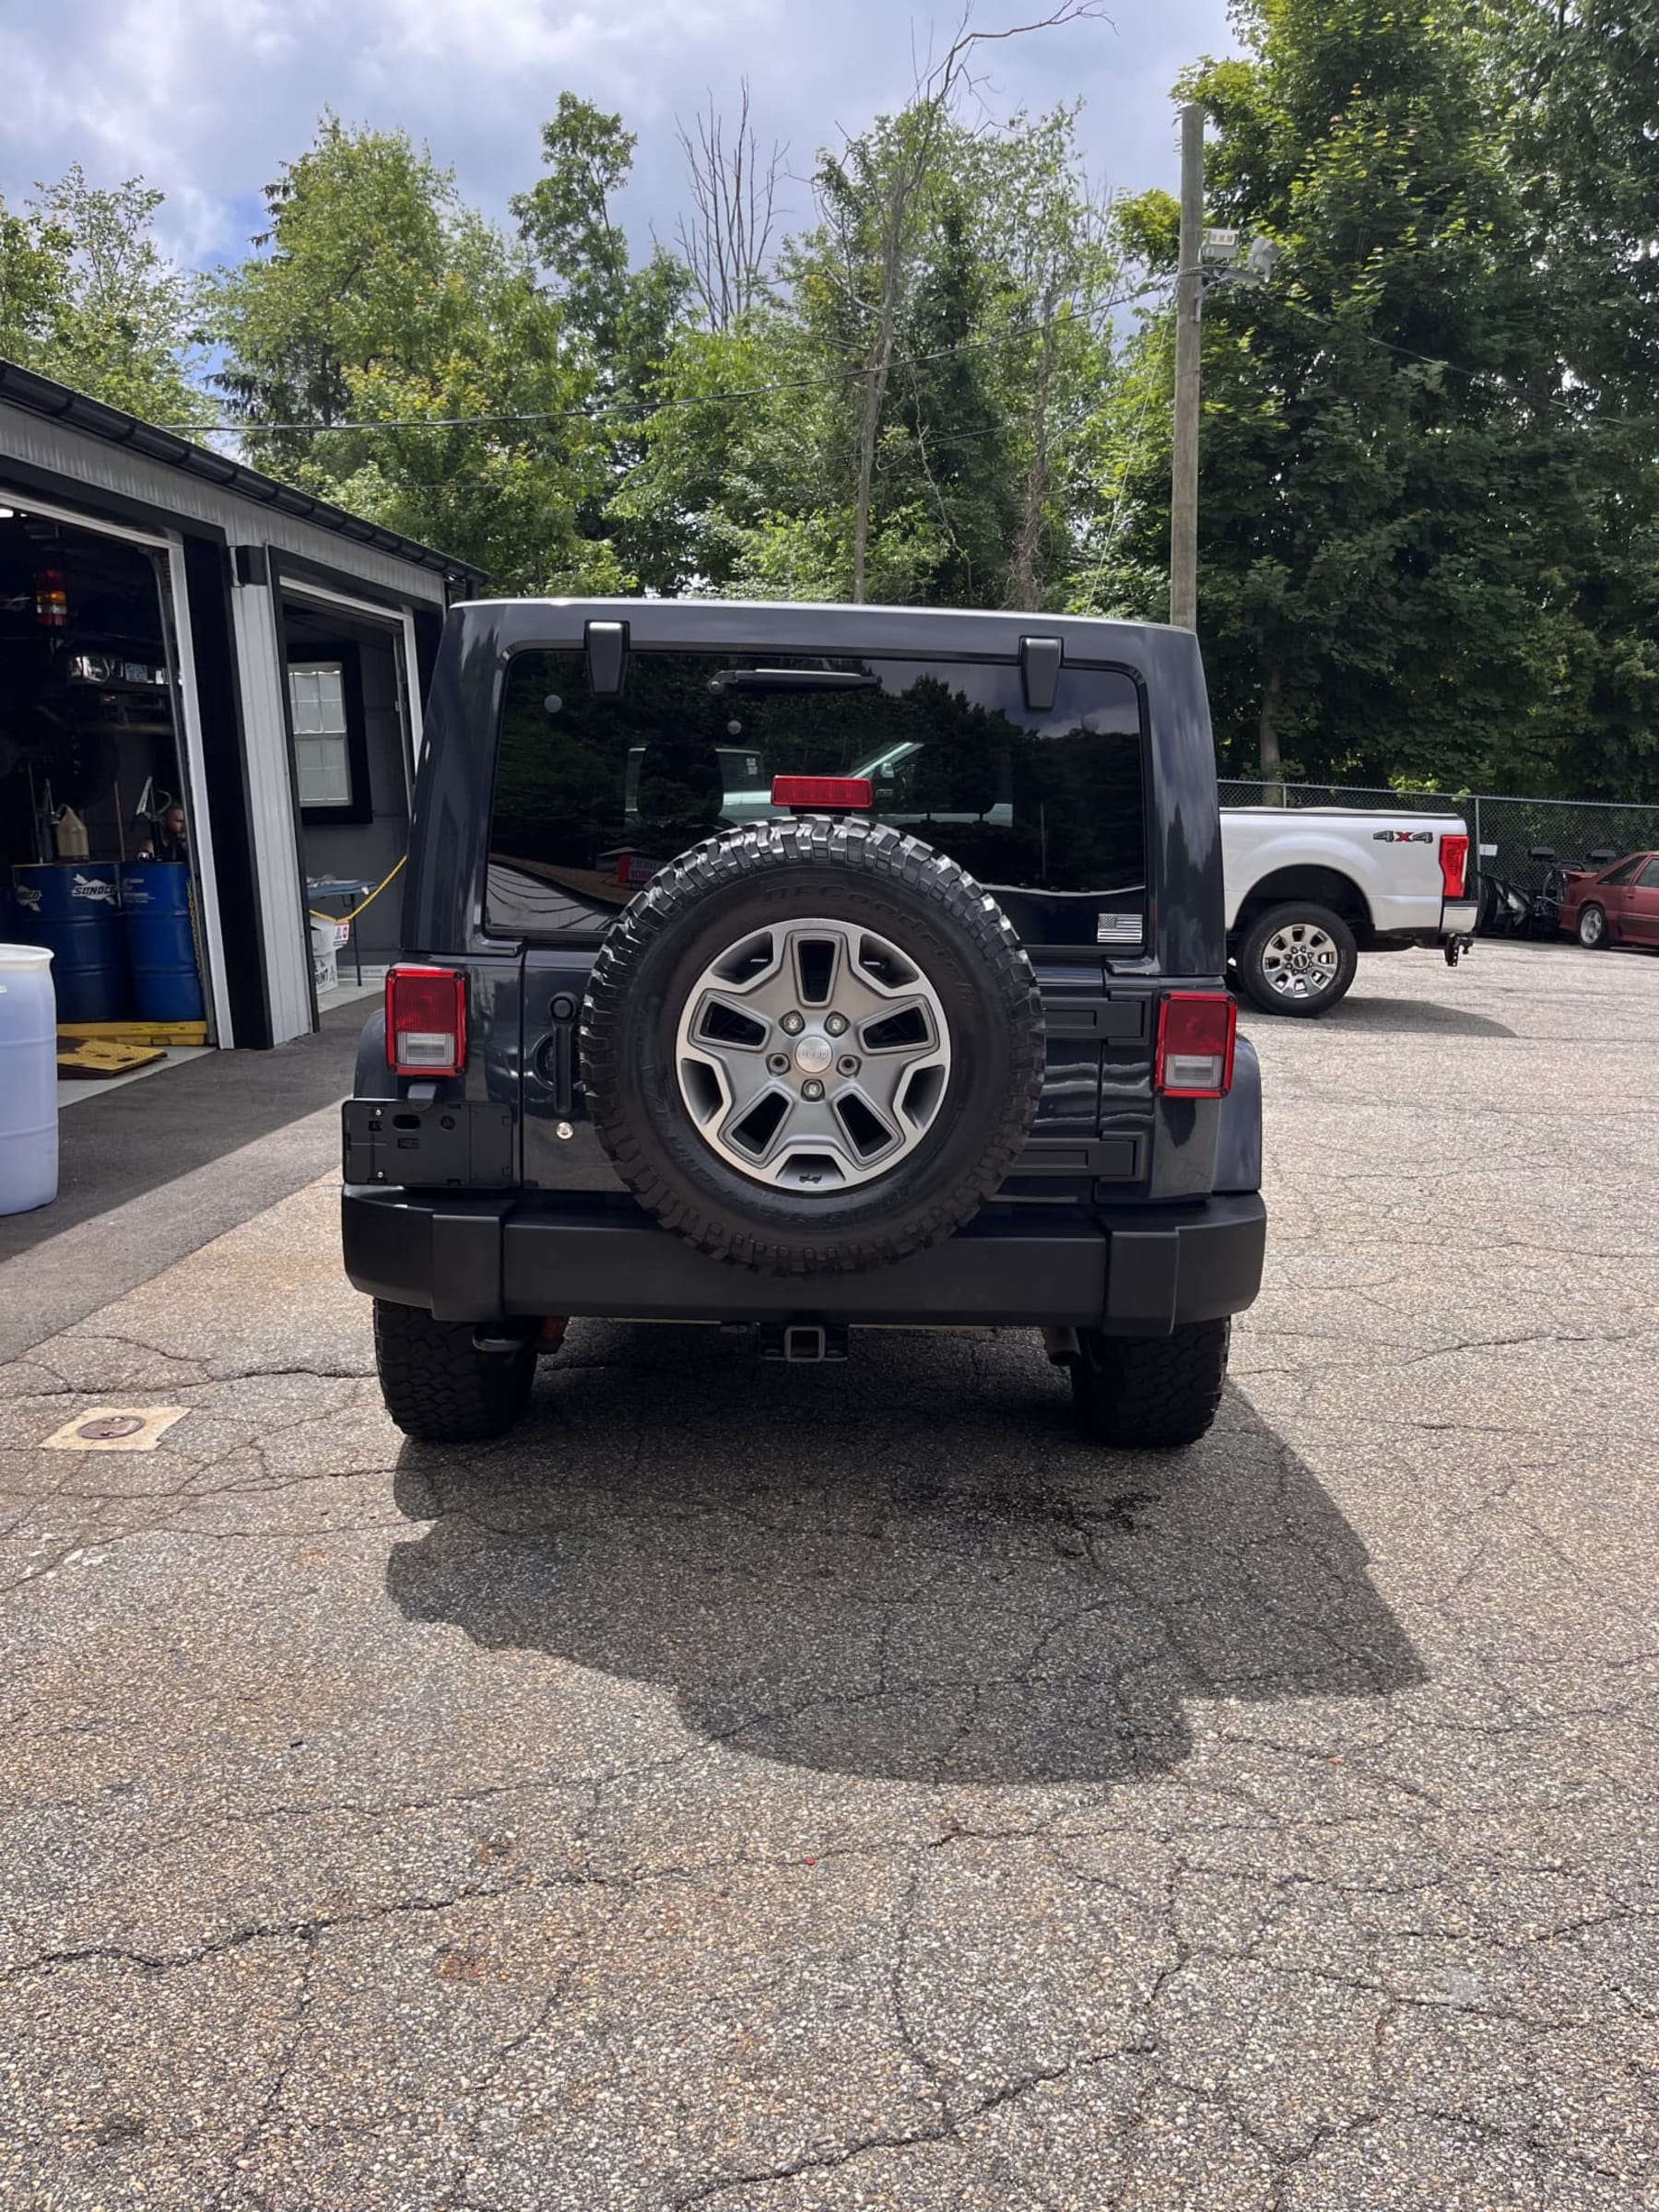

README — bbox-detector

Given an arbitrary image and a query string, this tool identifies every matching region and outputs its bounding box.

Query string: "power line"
[1224,281,1658,437]
[160,284,1164,440]
[229,404,1105,501]
[171,282,1655,455]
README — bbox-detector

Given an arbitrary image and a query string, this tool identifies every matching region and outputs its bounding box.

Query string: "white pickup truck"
[1222,806,1478,1015]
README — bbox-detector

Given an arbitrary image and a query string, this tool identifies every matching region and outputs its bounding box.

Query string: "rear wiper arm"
[710,668,881,695]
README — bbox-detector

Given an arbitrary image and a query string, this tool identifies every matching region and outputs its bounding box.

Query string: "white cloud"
[4,0,1236,270]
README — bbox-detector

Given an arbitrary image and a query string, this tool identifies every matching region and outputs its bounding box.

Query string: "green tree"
[512,95,689,590]
[968,110,1119,609]
[512,94,638,354]
[892,185,1021,605]
[212,119,455,468]
[0,167,207,424]
[1500,0,1658,410]
[1068,288,1176,620]
[1489,0,1659,794]
[627,84,1122,608]
[212,117,615,591]
[1101,0,1659,799]
[608,311,820,595]
[0,198,71,359]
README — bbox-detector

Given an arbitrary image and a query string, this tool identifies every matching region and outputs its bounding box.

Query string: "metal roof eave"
[0,358,488,587]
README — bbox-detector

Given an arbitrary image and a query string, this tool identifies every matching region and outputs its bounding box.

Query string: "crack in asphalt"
[1,1860,709,1988]
[2,948,1656,2206]
[670,2049,1148,2210]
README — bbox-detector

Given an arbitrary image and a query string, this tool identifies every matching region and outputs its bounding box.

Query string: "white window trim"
[288,659,354,808]
[280,576,424,772]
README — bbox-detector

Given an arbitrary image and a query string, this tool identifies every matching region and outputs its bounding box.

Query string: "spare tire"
[581,818,1044,1275]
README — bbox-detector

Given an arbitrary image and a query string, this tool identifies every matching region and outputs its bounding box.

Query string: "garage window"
[289,662,352,806]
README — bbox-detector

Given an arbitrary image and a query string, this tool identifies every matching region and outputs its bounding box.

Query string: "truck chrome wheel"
[674,917,952,1191]
[1259,921,1341,1000]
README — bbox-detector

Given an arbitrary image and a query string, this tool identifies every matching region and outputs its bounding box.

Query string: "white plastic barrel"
[0,945,58,1216]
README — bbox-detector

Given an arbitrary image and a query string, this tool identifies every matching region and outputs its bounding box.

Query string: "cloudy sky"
[3,0,1236,272]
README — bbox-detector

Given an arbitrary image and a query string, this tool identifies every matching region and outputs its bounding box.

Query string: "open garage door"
[0,489,229,1044]
[276,575,423,1017]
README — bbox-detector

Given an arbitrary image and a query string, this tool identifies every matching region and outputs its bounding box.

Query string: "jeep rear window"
[488,648,1146,946]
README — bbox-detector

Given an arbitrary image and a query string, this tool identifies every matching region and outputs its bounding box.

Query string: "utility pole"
[1170,101,1204,632]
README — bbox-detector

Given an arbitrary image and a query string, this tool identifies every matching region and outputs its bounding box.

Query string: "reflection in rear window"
[488,649,1146,944]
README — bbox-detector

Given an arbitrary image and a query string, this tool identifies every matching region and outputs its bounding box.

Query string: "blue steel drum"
[10,863,125,1022]
[117,862,206,1022]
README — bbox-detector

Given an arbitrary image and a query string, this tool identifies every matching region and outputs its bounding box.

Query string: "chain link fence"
[1218,781,1659,897]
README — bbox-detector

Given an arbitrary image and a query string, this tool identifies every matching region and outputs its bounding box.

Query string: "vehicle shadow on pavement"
[384,1325,1424,1786]
[1305,994,1515,1038]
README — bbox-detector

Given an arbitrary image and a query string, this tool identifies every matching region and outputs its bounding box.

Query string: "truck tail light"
[386,965,466,1076]
[771,775,873,811]
[34,568,67,629]
[1156,992,1237,1098]
[1439,833,1470,900]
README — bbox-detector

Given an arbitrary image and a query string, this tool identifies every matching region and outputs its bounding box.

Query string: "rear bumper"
[1370,900,1479,949]
[341,1186,1267,1338]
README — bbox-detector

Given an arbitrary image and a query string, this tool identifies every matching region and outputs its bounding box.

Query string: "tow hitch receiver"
[1444,933,1475,969]
[761,1322,850,1364]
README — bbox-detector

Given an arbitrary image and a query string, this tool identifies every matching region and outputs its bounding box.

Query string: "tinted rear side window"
[488,648,1145,945]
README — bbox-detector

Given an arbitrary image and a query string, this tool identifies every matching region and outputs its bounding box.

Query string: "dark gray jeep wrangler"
[341,598,1265,1448]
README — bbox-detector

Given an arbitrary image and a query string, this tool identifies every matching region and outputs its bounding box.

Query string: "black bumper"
[341,1187,1266,1337]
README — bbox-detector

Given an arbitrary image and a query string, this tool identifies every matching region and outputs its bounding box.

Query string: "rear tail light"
[386,965,466,1076]
[1156,992,1237,1098]
[1439,833,1470,900]
[34,568,66,629]
[771,775,873,811]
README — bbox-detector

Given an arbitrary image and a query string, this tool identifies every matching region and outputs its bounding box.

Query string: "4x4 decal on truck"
[1371,830,1434,843]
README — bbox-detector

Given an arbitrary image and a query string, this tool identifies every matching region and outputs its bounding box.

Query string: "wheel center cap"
[794,1034,833,1074]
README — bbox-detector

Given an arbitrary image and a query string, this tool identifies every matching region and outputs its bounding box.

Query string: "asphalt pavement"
[0,998,365,1363]
[0,940,1653,2210]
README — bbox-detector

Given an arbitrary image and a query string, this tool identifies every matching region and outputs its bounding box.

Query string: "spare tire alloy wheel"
[582,819,1045,1275]
[676,917,950,1192]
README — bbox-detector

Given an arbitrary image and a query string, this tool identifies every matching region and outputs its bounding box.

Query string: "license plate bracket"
[342,1099,514,1187]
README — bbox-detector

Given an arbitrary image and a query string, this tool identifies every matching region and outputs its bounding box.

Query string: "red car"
[1558,851,1659,949]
